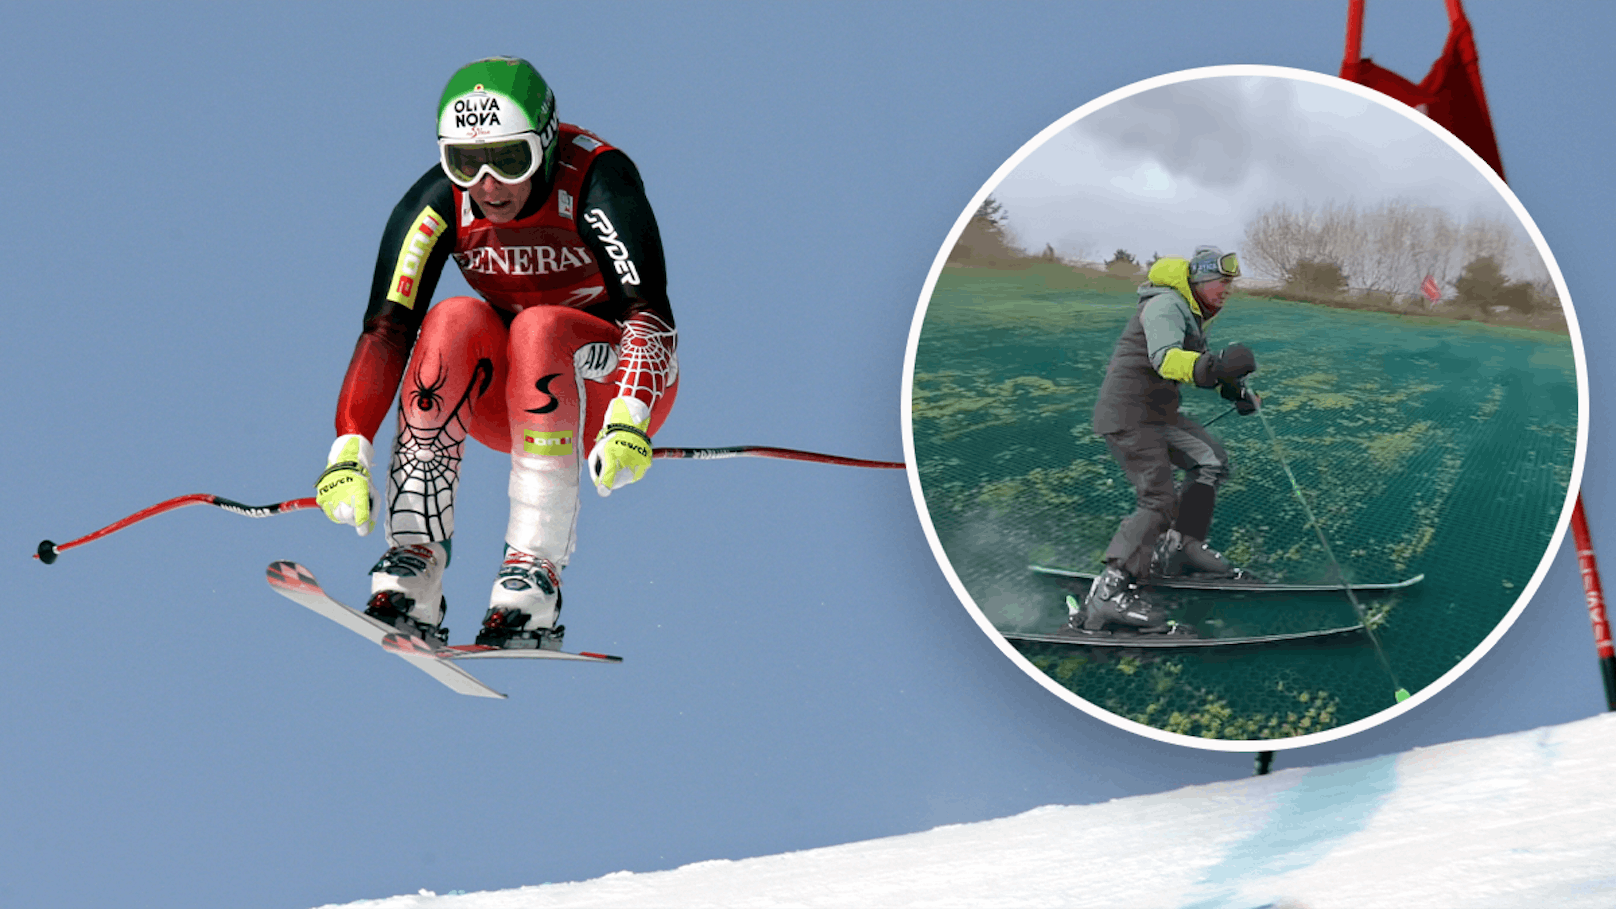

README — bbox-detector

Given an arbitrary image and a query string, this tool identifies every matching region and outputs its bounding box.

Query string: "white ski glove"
[588,397,653,497]
[315,434,380,536]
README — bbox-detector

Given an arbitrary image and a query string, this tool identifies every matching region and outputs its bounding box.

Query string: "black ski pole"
[1202,404,1240,429]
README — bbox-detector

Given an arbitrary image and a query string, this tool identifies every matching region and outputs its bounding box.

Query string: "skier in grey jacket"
[1074,246,1258,633]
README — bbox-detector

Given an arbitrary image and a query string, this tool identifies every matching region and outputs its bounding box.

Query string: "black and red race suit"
[333,124,677,446]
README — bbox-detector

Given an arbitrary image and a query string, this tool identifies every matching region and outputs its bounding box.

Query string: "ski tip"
[265,561,319,590]
[35,540,58,565]
[579,652,624,662]
[1395,688,1411,703]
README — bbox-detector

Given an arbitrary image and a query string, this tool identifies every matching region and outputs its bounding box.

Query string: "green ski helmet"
[437,56,559,189]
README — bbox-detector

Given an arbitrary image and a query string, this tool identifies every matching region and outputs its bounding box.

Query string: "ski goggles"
[438,134,543,188]
[1190,251,1241,282]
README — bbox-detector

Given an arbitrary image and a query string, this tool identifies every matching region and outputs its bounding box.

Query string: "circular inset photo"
[902,65,1586,750]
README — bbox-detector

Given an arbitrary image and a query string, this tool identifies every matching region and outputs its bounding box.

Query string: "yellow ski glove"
[588,397,653,497]
[315,434,379,536]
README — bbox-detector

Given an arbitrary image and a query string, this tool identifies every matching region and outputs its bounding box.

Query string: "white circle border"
[898,64,1590,752]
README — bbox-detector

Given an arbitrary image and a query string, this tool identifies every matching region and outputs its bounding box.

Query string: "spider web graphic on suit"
[614,312,677,407]
[387,357,494,544]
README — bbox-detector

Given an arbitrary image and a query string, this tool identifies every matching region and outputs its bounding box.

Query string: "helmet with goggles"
[1188,246,1240,284]
[437,57,559,189]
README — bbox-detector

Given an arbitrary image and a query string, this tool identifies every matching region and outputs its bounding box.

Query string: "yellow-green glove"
[315,434,378,536]
[588,397,653,497]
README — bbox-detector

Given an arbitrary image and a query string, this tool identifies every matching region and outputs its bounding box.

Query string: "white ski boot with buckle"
[365,540,450,645]
[475,545,565,650]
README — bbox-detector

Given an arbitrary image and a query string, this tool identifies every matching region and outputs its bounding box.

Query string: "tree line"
[948,195,1559,324]
[1239,199,1553,314]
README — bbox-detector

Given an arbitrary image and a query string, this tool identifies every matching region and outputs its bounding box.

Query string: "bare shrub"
[1284,259,1348,298]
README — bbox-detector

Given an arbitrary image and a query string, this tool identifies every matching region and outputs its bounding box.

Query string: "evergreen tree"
[1105,249,1139,276]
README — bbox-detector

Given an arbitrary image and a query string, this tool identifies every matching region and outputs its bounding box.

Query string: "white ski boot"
[365,540,450,644]
[474,545,564,650]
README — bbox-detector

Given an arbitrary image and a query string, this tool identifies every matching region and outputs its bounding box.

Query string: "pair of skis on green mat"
[1003,563,1425,649]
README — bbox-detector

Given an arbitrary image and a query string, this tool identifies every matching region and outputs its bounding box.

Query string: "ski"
[999,623,1367,649]
[1029,563,1424,593]
[265,561,621,699]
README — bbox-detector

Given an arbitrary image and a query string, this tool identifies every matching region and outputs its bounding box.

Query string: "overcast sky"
[988,72,1532,273]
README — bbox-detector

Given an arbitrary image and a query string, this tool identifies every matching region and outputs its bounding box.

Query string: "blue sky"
[1,3,1611,908]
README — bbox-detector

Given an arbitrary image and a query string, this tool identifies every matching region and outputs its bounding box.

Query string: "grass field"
[910,266,1580,741]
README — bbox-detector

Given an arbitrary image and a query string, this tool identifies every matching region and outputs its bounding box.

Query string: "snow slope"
[316,714,1616,908]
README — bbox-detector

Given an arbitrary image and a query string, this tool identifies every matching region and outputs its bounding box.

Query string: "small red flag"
[1421,274,1441,302]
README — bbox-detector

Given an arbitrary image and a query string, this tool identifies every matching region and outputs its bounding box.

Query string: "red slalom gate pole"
[1570,494,1616,711]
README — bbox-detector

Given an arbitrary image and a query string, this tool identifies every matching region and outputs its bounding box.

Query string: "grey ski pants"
[1101,418,1230,578]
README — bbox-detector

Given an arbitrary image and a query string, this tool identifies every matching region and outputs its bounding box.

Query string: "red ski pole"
[1570,494,1616,711]
[34,491,319,562]
[34,445,906,564]
[654,446,904,469]
[34,494,320,564]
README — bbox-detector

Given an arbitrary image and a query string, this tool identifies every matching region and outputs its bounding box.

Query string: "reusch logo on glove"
[316,475,354,497]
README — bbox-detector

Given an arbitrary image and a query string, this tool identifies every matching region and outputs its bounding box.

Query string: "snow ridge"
[318,714,1616,909]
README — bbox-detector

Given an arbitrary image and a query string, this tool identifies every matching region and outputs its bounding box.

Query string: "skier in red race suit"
[314,57,677,651]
